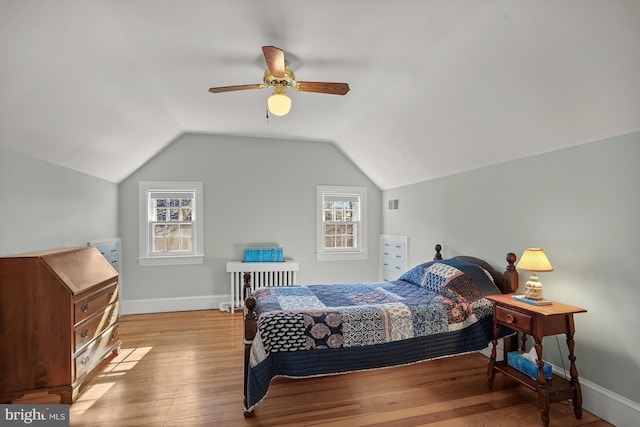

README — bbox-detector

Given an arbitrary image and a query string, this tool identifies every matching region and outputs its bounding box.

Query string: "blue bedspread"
[246,259,503,410]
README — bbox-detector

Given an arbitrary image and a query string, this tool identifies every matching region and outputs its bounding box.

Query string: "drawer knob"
[505,313,514,323]
[81,356,90,365]
[108,290,115,297]
[81,304,89,313]
[81,330,89,339]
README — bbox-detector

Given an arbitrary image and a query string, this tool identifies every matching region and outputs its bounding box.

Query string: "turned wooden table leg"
[534,337,550,427]
[566,331,583,419]
[487,320,499,390]
[520,332,527,352]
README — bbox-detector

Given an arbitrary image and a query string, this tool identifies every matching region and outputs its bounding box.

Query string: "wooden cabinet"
[0,246,121,404]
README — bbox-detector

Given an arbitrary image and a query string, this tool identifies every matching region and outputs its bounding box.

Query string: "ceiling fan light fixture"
[267,84,291,116]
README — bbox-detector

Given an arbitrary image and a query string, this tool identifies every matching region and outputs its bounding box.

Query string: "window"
[316,185,367,261]
[138,181,204,266]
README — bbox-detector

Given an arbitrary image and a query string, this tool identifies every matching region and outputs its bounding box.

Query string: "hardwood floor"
[69,310,611,426]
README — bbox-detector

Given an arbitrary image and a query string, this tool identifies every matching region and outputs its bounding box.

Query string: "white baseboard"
[120,294,230,315]
[551,365,640,427]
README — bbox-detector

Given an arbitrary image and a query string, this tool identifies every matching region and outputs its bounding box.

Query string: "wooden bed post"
[502,252,520,355]
[504,252,518,293]
[434,244,443,260]
[243,272,257,418]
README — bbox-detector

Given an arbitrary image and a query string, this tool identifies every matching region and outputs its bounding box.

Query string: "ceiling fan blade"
[262,46,285,78]
[294,81,350,95]
[208,84,264,93]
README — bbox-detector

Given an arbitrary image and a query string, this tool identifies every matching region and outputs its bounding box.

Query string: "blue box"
[507,351,553,380]
[243,247,283,262]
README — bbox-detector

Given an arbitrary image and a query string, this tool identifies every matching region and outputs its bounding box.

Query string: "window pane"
[153,238,166,252]
[337,224,346,234]
[168,238,180,251]
[156,198,167,208]
[324,210,333,221]
[169,208,179,221]
[325,236,335,247]
[181,207,192,221]
[181,224,192,237]
[181,238,192,251]
[167,224,179,237]
[335,210,344,221]
[325,224,335,235]
[169,198,180,207]
[154,224,167,237]
[156,209,167,221]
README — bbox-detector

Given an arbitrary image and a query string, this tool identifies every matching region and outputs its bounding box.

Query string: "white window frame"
[138,181,204,266]
[316,185,368,261]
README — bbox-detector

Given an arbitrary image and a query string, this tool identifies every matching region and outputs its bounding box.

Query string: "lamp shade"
[267,84,291,116]
[516,248,554,272]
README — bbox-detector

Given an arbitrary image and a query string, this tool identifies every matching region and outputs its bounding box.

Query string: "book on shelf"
[512,294,553,306]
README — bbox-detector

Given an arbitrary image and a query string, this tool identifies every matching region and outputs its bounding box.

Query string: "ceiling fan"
[209,46,350,116]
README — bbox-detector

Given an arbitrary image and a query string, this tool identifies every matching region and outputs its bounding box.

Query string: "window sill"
[138,255,205,266]
[316,251,368,261]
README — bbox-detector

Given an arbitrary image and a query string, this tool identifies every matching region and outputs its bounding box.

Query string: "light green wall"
[382,131,640,404]
[118,133,382,301]
[0,147,118,256]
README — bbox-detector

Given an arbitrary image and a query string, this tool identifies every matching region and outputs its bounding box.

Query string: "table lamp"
[516,248,553,300]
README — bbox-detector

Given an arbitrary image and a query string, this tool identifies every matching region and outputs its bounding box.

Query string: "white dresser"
[380,235,408,281]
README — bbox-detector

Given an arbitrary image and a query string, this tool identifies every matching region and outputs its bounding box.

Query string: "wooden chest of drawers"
[0,246,121,404]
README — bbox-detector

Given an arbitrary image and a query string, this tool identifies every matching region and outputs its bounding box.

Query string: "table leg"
[520,332,527,352]
[534,338,550,427]
[487,321,499,390]
[566,331,583,419]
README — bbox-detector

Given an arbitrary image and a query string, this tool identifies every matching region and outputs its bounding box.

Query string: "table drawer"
[495,305,532,333]
[74,282,118,325]
[74,302,119,353]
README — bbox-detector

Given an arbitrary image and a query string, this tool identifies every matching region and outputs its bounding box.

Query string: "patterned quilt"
[246,259,503,410]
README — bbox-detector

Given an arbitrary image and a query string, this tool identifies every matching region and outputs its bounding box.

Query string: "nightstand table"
[485,294,587,427]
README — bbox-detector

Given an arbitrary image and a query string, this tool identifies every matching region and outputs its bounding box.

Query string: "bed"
[241,245,519,417]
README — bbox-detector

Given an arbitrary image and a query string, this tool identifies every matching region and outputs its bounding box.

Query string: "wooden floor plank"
[68,310,612,426]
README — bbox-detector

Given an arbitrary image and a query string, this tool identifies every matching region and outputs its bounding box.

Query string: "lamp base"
[524,273,544,300]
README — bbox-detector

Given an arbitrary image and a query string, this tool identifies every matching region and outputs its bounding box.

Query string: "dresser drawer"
[495,305,532,333]
[74,324,119,381]
[382,242,405,260]
[74,302,119,353]
[74,282,118,325]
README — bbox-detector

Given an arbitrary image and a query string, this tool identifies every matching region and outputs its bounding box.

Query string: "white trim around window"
[316,185,368,261]
[138,181,205,266]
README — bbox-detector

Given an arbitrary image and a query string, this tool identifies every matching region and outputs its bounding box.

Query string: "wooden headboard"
[433,244,518,294]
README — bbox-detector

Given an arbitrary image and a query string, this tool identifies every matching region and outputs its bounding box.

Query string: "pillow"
[402,259,501,301]
[398,261,435,287]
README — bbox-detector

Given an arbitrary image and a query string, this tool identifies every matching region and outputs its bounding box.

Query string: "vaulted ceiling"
[1,1,639,189]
